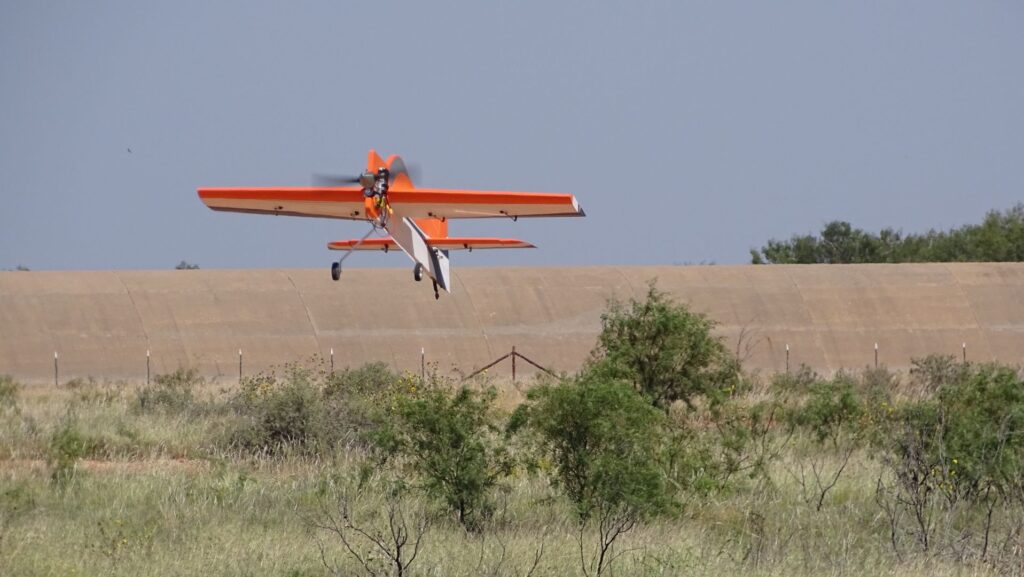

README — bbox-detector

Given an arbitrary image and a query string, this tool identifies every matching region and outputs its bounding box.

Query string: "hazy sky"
[2,1,1022,271]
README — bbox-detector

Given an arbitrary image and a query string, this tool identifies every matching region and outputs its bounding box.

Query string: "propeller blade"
[388,157,423,184]
[312,173,361,186]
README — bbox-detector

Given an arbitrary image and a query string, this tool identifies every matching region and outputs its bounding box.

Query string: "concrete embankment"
[1,264,1022,383]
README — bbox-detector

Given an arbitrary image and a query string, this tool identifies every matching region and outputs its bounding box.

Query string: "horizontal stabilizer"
[328,237,535,251]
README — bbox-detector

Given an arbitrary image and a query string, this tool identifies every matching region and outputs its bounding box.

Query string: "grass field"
[0,371,1016,577]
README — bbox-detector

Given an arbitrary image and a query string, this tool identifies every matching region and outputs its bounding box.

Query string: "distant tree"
[751,204,1024,264]
[15,265,30,271]
[175,261,199,270]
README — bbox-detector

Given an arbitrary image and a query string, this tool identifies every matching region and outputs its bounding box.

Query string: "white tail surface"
[386,217,452,292]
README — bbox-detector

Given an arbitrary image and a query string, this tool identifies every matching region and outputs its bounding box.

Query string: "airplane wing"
[387,189,584,219]
[197,188,368,220]
[198,187,584,221]
[328,237,536,251]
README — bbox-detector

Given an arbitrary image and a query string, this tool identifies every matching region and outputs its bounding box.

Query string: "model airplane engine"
[358,172,375,189]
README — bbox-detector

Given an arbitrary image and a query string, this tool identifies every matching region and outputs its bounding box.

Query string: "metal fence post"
[146,349,151,385]
[330,348,334,376]
[785,344,790,373]
[420,347,425,382]
[54,351,58,387]
[874,342,878,368]
[238,349,243,382]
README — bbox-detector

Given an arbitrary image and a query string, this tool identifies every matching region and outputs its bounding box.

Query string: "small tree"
[784,372,866,510]
[174,261,199,270]
[309,482,430,577]
[588,282,737,410]
[511,376,673,576]
[373,386,511,530]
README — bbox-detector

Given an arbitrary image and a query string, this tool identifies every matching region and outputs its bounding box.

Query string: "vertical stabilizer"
[366,149,387,172]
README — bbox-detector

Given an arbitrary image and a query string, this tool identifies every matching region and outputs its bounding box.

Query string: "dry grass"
[0,376,1010,577]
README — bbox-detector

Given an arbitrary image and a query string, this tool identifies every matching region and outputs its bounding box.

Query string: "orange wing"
[197,187,583,221]
[328,237,536,251]
[387,188,584,219]
[198,187,368,220]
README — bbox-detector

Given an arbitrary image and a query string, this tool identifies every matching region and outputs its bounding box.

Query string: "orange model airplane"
[198,150,585,298]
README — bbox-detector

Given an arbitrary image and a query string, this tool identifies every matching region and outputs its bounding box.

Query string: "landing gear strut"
[330,261,341,281]
[432,280,440,300]
[413,262,424,282]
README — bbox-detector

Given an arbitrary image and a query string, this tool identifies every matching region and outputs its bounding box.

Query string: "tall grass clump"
[0,375,18,408]
[134,367,201,414]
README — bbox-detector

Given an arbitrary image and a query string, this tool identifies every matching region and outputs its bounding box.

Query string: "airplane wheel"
[413,263,423,282]
[433,280,440,300]
[331,262,341,281]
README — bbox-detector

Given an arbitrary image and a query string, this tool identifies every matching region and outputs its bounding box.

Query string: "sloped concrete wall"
[1,264,1022,383]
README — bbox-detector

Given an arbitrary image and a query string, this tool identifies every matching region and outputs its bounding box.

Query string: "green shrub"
[323,362,411,440]
[588,282,738,410]
[511,374,673,521]
[791,373,864,446]
[769,365,820,398]
[875,361,1024,560]
[512,375,675,577]
[47,417,95,486]
[226,362,410,455]
[135,367,201,414]
[909,354,970,395]
[373,386,511,530]
[229,369,326,454]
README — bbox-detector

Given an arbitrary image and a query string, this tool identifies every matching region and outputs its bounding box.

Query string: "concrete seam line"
[453,268,494,362]
[115,270,152,369]
[945,262,991,359]
[285,271,323,356]
[785,266,830,372]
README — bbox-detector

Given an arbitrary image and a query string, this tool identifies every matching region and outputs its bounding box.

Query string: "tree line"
[751,204,1024,264]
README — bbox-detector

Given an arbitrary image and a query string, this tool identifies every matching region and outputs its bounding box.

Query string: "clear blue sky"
[2,1,1021,270]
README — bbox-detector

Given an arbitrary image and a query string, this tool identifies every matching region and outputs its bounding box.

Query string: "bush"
[588,282,737,410]
[511,374,672,521]
[512,375,674,577]
[322,362,411,437]
[48,417,95,486]
[229,368,328,454]
[135,367,201,414]
[0,375,18,407]
[790,373,864,446]
[875,361,1024,562]
[227,361,410,455]
[372,386,510,530]
[909,354,970,395]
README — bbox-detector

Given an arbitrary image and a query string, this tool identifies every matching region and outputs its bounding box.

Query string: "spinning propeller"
[312,159,421,188]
